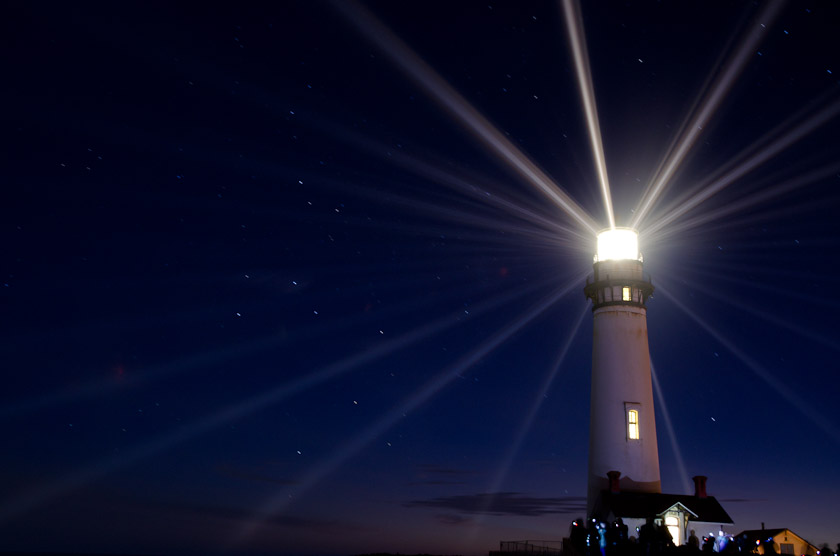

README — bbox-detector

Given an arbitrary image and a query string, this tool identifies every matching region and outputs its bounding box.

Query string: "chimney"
[692,475,707,498]
[762,523,765,530]
[607,471,621,493]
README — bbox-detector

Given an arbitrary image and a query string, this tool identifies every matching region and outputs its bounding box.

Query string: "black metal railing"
[499,540,564,555]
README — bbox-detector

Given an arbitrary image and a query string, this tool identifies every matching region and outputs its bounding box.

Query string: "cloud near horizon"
[405,492,586,517]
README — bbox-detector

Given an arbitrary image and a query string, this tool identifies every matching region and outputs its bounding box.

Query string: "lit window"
[665,516,680,546]
[622,286,631,301]
[628,409,639,439]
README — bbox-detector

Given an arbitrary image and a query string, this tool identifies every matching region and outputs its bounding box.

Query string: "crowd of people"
[567,517,735,556]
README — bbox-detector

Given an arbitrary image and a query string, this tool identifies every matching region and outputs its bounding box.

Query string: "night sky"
[3,1,840,554]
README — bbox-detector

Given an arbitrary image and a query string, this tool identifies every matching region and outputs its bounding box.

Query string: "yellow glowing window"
[665,516,680,546]
[622,286,631,301]
[628,409,639,439]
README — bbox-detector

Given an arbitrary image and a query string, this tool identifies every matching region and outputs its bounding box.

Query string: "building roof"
[594,492,733,524]
[737,529,788,543]
[735,529,816,549]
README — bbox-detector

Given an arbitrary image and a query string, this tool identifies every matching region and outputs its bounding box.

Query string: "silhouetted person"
[722,538,739,554]
[654,521,674,554]
[639,517,655,556]
[735,533,749,554]
[702,536,715,553]
[617,518,629,544]
[570,519,587,556]
[587,520,601,556]
[606,518,628,556]
[687,530,700,551]
[762,538,779,555]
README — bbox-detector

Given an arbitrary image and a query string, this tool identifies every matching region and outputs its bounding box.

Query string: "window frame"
[625,402,641,441]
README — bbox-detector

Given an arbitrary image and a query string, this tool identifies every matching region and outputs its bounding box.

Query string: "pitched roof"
[735,529,816,549]
[737,528,788,543]
[594,492,733,524]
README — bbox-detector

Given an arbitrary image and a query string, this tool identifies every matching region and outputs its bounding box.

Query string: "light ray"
[331,0,599,235]
[332,179,588,252]
[0,265,528,419]
[644,201,839,256]
[385,149,591,243]
[560,0,614,229]
[659,271,840,351]
[472,303,589,524]
[643,193,840,255]
[661,261,840,311]
[632,0,786,229]
[650,362,692,495]
[647,163,840,242]
[644,96,840,237]
[657,284,840,445]
[270,177,590,253]
[299,120,587,242]
[0,275,558,521]
[234,275,587,543]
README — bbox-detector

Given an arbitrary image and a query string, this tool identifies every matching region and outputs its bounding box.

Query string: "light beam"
[647,163,840,242]
[331,0,599,235]
[560,0,615,229]
[234,276,587,544]
[658,284,840,446]
[476,303,589,519]
[650,362,692,495]
[0,276,557,522]
[664,270,840,353]
[644,96,840,237]
[384,149,591,244]
[300,121,588,244]
[631,0,785,229]
[0,267,529,419]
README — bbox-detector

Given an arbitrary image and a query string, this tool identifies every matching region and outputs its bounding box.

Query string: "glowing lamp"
[596,228,640,261]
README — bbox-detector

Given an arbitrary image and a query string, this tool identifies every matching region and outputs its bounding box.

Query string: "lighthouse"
[583,228,660,516]
[496,229,733,552]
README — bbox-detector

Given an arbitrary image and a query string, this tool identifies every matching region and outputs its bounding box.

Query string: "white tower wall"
[584,242,661,517]
[588,304,661,505]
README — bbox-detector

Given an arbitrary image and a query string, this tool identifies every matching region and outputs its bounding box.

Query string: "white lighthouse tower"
[584,228,660,516]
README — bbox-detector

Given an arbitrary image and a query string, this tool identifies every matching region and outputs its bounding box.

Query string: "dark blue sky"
[3,1,840,554]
